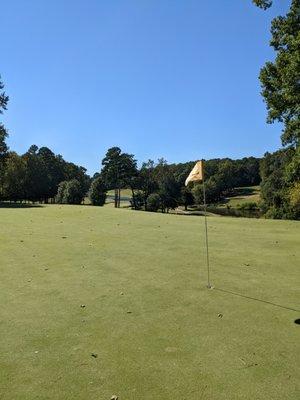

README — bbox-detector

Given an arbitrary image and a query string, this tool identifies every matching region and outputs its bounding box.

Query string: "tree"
[0,124,8,159]
[0,75,9,156]
[63,162,90,194]
[259,0,300,146]
[23,149,47,202]
[255,0,300,219]
[89,177,107,206]
[158,174,180,212]
[56,179,85,204]
[56,181,68,204]
[260,149,296,218]
[253,0,272,9]
[192,179,222,205]
[129,190,145,210]
[0,75,9,198]
[66,179,86,204]
[138,160,158,209]
[146,193,161,212]
[37,147,65,202]
[180,187,194,211]
[2,152,26,201]
[289,181,300,215]
[101,147,137,207]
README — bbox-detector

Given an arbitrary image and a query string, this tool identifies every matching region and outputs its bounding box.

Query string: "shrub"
[146,193,161,212]
[130,190,145,210]
[64,179,86,204]
[237,202,258,211]
[56,181,68,204]
[56,179,86,204]
[89,177,107,206]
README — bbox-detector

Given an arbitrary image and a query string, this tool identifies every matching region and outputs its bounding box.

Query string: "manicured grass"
[106,189,132,208]
[107,189,132,198]
[225,186,260,207]
[0,205,299,400]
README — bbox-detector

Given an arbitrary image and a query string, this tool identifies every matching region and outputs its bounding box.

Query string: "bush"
[130,190,145,210]
[289,182,300,213]
[56,179,86,204]
[146,193,161,212]
[56,181,68,204]
[89,177,107,206]
[237,202,258,211]
[64,179,86,204]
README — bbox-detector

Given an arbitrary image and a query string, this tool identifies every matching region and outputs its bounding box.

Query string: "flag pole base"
[207,284,213,289]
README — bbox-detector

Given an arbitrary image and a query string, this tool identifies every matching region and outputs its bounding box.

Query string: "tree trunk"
[114,189,118,208]
[131,188,136,209]
[118,188,121,208]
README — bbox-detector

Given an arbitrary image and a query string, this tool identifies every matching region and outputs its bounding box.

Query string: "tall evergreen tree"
[101,147,137,207]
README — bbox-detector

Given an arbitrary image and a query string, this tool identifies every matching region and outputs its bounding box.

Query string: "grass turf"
[219,186,261,208]
[0,204,299,400]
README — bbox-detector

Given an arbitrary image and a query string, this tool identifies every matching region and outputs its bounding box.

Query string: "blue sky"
[1,0,289,174]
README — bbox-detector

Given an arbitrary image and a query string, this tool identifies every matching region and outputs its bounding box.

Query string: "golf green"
[0,205,299,399]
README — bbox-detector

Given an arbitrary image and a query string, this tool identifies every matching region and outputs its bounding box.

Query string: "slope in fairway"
[0,205,299,400]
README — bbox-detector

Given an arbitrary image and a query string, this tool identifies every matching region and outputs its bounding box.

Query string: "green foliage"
[56,181,68,204]
[137,160,159,206]
[101,147,138,207]
[191,184,203,205]
[0,75,9,196]
[260,148,300,219]
[36,147,65,201]
[130,190,145,210]
[254,0,300,219]
[0,144,91,203]
[56,179,86,205]
[64,179,86,204]
[0,75,9,113]
[289,181,300,211]
[136,157,260,212]
[1,152,26,201]
[190,158,261,206]
[0,124,8,158]
[146,193,161,212]
[158,174,180,212]
[236,201,258,211]
[89,177,107,206]
[252,0,272,9]
[180,186,194,210]
[259,0,300,146]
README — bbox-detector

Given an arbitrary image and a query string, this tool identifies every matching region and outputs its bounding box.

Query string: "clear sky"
[1,0,289,175]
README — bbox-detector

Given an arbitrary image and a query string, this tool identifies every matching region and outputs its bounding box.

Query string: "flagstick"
[202,170,212,289]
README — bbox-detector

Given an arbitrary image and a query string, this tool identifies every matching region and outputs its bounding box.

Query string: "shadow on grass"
[214,287,300,313]
[0,202,43,209]
[232,187,257,197]
[294,319,300,325]
[218,186,259,206]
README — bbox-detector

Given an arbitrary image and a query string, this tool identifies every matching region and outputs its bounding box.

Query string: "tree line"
[0,122,260,211]
[0,143,90,204]
[98,147,261,213]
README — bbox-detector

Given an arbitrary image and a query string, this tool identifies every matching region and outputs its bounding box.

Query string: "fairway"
[0,205,299,400]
